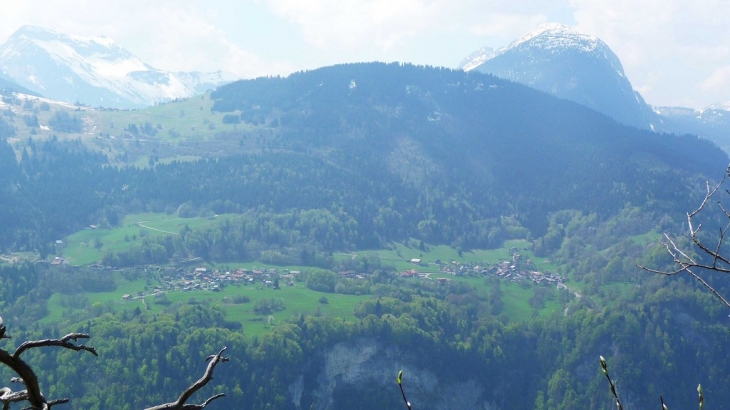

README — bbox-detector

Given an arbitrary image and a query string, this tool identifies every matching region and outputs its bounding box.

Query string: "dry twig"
[637,165,730,309]
[145,347,229,410]
[0,320,97,410]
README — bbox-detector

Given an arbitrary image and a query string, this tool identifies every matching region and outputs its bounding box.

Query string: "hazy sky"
[1,0,728,109]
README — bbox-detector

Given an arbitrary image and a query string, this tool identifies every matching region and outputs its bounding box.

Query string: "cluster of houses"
[122,267,298,300]
[400,250,566,287]
[81,247,568,302]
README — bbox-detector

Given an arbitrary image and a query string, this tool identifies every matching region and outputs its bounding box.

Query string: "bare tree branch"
[638,165,730,309]
[0,318,7,340]
[1,386,30,409]
[0,325,96,410]
[145,347,229,410]
[14,333,98,359]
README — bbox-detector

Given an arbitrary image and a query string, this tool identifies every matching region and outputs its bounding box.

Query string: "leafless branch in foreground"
[0,321,97,410]
[637,165,730,309]
[145,347,229,410]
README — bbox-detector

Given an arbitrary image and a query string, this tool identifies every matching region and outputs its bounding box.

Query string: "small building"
[410,258,422,264]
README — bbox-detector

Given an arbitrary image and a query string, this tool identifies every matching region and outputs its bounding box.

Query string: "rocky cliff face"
[289,338,499,410]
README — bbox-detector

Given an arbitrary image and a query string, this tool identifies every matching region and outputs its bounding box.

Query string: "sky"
[0,0,729,109]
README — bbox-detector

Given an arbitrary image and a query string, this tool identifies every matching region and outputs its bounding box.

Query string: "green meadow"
[82,93,251,143]
[42,270,562,337]
[60,212,228,265]
[43,273,369,338]
[347,239,559,273]
[49,216,569,335]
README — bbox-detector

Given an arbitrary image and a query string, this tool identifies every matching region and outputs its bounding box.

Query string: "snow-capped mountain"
[458,47,495,72]
[460,24,655,129]
[0,26,237,108]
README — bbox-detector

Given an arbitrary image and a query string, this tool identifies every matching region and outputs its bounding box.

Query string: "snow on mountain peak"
[72,33,117,48]
[6,26,150,79]
[458,46,495,71]
[459,23,651,128]
[462,23,624,79]
[507,23,602,53]
[0,26,237,108]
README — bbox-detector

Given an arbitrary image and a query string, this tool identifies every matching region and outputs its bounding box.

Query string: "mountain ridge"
[1,62,725,251]
[211,62,727,239]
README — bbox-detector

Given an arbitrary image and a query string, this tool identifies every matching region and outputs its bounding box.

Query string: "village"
[119,248,566,300]
[398,248,566,288]
[121,266,299,300]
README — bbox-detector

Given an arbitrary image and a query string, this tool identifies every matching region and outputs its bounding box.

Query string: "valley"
[0,29,729,409]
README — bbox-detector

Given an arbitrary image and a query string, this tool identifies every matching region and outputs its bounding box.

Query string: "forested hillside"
[2,261,729,409]
[1,63,730,410]
[1,63,727,258]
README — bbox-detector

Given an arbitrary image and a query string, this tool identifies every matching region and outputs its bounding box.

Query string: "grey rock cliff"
[290,338,499,410]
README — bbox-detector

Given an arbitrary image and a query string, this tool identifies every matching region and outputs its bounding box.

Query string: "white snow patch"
[462,23,627,80]
[460,47,495,72]
[507,23,602,54]
[86,53,148,78]
[14,92,81,109]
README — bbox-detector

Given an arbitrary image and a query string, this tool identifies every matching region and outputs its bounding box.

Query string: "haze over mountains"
[0,26,237,109]
[0,58,728,410]
[3,23,729,153]
[2,22,730,410]
[460,24,656,129]
[461,23,730,151]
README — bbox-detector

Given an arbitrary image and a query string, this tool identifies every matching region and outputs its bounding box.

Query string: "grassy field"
[135,284,369,337]
[51,219,567,334]
[61,216,557,273]
[626,231,662,246]
[94,93,249,142]
[6,92,259,166]
[13,92,247,143]
[42,272,369,337]
[60,212,229,265]
[348,239,559,273]
[425,273,561,320]
[42,271,561,336]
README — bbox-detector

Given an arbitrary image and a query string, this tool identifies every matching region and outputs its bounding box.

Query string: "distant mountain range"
[460,23,730,152]
[0,26,237,109]
[2,62,726,251]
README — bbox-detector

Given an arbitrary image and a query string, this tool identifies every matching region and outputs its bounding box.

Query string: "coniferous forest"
[1,63,730,409]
